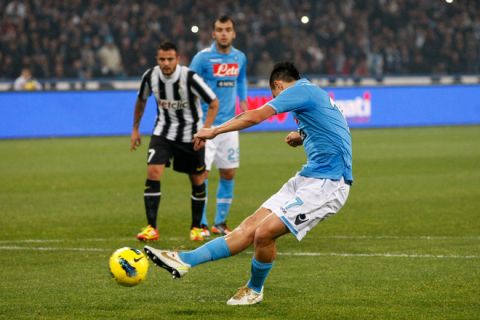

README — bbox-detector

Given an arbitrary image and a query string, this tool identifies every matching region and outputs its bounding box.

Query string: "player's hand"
[285,131,303,147]
[193,128,216,151]
[130,130,141,151]
[240,100,248,112]
[193,138,206,151]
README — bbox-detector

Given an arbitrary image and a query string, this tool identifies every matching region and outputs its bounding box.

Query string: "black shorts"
[147,135,205,174]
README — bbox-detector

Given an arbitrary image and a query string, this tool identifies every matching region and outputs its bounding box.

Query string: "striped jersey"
[138,65,216,143]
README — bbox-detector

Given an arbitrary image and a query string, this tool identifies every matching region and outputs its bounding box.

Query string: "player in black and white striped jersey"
[131,42,218,242]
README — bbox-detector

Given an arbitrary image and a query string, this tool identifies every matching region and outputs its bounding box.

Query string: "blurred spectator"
[255,51,274,77]
[5,0,26,18]
[13,67,42,90]
[97,36,124,77]
[0,0,479,79]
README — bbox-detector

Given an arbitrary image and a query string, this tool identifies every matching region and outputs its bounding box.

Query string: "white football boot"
[226,286,263,305]
[144,246,190,279]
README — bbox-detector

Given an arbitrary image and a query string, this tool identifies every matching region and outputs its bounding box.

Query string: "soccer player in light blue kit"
[190,15,248,237]
[145,62,353,305]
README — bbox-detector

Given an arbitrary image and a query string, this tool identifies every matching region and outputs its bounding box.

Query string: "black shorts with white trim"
[147,135,205,174]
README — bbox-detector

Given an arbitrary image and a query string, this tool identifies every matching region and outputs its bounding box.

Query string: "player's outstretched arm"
[285,131,303,147]
[239,100,248,112]
[193,104,275,150]
[131,97,147,151]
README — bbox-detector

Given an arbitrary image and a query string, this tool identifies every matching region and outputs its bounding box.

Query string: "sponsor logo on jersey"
[158,99,189,110]
[213,63,239,77]
[217,80,235,87]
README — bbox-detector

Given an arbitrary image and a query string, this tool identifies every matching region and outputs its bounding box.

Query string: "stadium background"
[1,1,479,319]
[1,0,480,79]
[1,0,480,138]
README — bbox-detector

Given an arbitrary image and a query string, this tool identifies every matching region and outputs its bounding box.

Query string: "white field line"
[316,235,480,240]
[0,235,479,245]
[0,245,478,259]
[0,246,106,252]
[274,252,479,259]
[0,237,184,244]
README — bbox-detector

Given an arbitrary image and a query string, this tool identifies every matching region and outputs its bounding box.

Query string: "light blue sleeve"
[236,53,248,101]
[267,85,309,114]
[189,52,204,75]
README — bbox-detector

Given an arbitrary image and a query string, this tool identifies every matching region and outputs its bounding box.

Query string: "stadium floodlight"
[301,16,309,24]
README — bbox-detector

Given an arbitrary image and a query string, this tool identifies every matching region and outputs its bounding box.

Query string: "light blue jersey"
[190,42,248,125]
[268,79,353,183]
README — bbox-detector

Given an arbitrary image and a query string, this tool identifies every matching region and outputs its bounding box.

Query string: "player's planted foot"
[211,222,231,235]
[226,286,263,305]
[143,246,190,278]
[136,225,159,241]
[190,227,205,241]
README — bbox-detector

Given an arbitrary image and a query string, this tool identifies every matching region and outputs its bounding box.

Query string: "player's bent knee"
[253,227,275,248]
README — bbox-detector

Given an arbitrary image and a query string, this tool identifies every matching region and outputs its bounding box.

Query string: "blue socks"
[178,237,231,267]
[178,240,273,294]
[215,178,234,225]
[247,258,273,293]
[200,179,209,226]
[200,178,234,226]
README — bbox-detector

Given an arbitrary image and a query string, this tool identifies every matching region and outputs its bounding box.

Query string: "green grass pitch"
[0,126,479,319]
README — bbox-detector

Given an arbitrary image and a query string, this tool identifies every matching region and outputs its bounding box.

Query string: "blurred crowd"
[1,0,479,82]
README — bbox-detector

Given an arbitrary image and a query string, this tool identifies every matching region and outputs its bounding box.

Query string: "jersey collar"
[211,42,235,55]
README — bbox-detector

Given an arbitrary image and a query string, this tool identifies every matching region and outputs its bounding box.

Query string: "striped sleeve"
[189,71,216,104]
[137,68,153,101]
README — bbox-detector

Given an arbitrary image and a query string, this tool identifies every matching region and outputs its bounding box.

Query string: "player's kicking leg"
[143,247,190,278]
[145,208,288,305]
[144,207,271,275]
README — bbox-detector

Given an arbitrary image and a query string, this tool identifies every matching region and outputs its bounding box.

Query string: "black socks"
[144,179,161,228]
[191,183,206,228]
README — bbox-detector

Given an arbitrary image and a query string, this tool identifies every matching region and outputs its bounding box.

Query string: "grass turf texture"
[0,126,479,319]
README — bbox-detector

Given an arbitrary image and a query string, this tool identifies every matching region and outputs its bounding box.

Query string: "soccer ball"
[109,247,149,286]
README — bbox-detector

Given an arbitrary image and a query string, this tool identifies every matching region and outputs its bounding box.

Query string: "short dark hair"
[212,15,235,30]
[157,41,178,53]
[269,62,301,87]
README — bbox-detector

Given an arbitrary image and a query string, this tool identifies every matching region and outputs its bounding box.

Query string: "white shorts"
[205,130,239,170]
[262,174,350,241]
